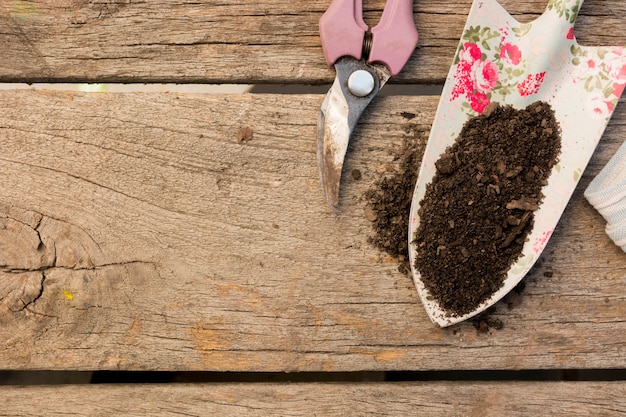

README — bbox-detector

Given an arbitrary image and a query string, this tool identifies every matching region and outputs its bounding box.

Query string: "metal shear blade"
[317,58,390,207]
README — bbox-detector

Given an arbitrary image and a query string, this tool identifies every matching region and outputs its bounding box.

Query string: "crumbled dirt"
[365,123,427,274]
[413,101,561,317]
[473,312,504,333]
[469,280,526,333]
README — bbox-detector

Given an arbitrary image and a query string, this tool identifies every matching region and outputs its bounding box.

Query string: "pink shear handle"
[319,0,368,66]
[369,0,418,76]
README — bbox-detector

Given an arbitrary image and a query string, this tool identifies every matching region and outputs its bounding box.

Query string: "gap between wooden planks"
[0,90,624,372]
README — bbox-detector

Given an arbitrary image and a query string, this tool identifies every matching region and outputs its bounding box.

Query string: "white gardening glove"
[584,141,626,253]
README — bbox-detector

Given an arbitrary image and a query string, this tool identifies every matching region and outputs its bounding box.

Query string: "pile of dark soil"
[365,127,425,274]
[413,101,561,317]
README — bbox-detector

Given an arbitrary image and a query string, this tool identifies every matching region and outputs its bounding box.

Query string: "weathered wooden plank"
[1,0,625,83]
[0,90,625,371]
[1,382,625,416]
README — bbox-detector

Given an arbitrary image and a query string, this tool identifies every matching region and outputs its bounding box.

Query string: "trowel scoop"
[409,0,626,327]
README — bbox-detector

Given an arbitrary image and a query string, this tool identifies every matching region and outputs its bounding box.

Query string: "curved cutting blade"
[317,57,390,207]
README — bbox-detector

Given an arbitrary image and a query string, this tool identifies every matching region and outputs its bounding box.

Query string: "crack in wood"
[1,207,157,317]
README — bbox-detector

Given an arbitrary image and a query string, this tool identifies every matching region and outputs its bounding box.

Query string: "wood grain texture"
[1,90,625,371]
[1,382,625,416]
[0,0,625,83]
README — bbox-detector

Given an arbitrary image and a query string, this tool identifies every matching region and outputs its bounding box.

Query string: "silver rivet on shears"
[347,70,375,97]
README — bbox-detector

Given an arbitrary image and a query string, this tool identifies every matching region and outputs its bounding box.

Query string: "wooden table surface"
[1,0,625,415]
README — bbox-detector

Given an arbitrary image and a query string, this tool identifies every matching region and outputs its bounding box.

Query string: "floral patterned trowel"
[409,0,626,327]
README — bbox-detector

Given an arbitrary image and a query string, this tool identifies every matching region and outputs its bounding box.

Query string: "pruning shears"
[317,0,418,207]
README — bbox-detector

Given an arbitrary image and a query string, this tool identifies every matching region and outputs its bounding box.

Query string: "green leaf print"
[547,0,580,24]
[570,44,583,57]
[567,4,580,23]
[463,25,482,43]
[595,77,603,90]
[462,26,500,46]
[512,23,532,38]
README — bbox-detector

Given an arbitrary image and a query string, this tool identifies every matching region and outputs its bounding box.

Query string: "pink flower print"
[533,230,552,254]
[613,82,626,98]
[517,72,546,97]
[469,91,490,113]
[500,43,522,66]
[614,64,626,82]
[451,43,479,101]
[450,42,498,113]
[587,59,596,69]
[461,42,482,62]
[499,23,510,44]
[604,47,626,83]
[450,67,471,101]
[606,100,616,113]
[566,27,575,40]
[590,96,615,117]
[471,59,499,93]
